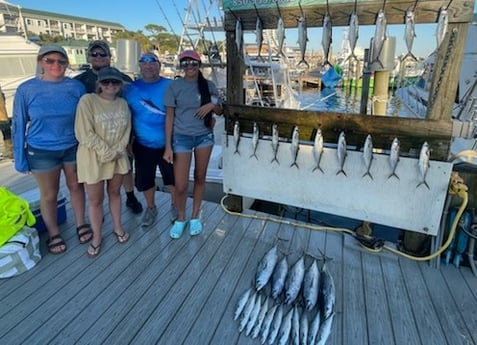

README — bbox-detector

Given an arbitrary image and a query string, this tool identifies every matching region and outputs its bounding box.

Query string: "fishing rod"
[154,0,181,48]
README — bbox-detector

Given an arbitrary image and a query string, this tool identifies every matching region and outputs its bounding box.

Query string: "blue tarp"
[321,66,342,88]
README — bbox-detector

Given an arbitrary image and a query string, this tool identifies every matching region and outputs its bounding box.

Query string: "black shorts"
[132,141,175,192]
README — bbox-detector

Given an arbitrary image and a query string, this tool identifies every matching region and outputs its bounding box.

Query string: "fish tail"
[336,169,347,176]
[388,172,400,180]
[362,171,374,180]
[271,157,280,165]
[297,59,309,68]
[416,180,430,190]
[234,149,240,155]
[290,162,299,169]
[402,52,418,62]
[312,165,324,173]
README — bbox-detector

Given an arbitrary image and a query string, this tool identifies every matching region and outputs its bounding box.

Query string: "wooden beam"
[224,104,453,161]
[223,0,475,30]
[426,22,470,120]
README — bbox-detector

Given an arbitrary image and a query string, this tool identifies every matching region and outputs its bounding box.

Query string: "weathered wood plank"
[223,0,474,30]
[225,104,453,160]
[381,258,422,345]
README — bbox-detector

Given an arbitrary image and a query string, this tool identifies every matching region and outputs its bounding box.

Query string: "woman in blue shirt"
[12,44,92,254]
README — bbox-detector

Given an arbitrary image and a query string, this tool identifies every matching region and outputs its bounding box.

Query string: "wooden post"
[426,23,470,120]
[372,71,390,116]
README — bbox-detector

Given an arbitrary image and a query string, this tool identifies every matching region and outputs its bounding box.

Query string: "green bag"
[0,187,36,247]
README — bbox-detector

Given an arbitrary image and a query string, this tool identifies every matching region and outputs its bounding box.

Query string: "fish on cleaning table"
[290,126,300,168]
[233,120,240,155]
[271,123,280,164]
[250,122,259,160]
[312,128,324,173]
[336,131,347,176]
[362,134,374,180]
[388,137,400,180]
[417,141,430,190]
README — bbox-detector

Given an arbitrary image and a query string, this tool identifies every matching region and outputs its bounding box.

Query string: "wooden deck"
[0,159,476,345]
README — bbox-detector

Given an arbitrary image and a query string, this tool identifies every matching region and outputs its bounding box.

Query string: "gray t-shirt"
[164,77,219,136]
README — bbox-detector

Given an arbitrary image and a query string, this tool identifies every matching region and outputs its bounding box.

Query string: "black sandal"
[47,234,67,255]
[76,224,93,244]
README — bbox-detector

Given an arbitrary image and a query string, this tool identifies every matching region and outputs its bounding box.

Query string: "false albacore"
[238,291,257,332]
[303,259,320,311]
[320,262,336,319]
[250,122,259,160]
[322,13,333,67]
[300,312,309,345]
[316,312,335,345]
[260,304,278,344]
[308,309,321,345]
[347,9,359,62]
[255,16,264,61]
[291,306,300,345]
[255,245,279,291]
[436,6,449,49]
[336,131,347,176]
[371,8,387,68]
[297,15,309,67]
[403,8,418,61]
[312,128,324,173]
[271,256,288,299]
[277,307,294,345]
[276,16,286,56]
[388,137,400,179]
[235,18,243,55]
[234,287,252,321]
[284,256,305,304]
[233,120,240,155]
[362,134,374,179]
[251,296,269,339]
[271,123,280,164]
[268,304,284,344]
[417,141,430,189]
[290,126,300,168]
[245,293,262,336]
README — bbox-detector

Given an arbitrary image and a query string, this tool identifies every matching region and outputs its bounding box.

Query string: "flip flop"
[87,242,101,257]
[189,219,203,236]
[47,234,67,255]
[76,224,93,244]
[170,220,187,239]
[114,231,130,244]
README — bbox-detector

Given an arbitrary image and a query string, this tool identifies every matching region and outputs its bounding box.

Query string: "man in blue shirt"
[124,52,176,228]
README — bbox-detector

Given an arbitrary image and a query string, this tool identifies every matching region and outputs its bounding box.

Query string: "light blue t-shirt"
[163,77,219,136]
[124,77,171,148]
[12,77,86,172]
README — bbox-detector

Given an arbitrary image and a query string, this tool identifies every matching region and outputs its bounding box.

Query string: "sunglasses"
[139,56,159,63]
[43,57,68,66]
[89,51,109,58]
[180,60,200,68]
[100,79,122,86]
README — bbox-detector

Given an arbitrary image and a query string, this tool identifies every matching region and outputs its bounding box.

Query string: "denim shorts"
[26,144,77,173]
[173,132,214,153]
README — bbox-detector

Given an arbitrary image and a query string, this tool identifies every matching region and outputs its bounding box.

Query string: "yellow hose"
[219,172,469,262]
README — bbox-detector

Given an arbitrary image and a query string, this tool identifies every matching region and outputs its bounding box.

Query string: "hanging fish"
[315,312,335,345]
[346,9,359,62]
[312,128,324,173]
[284,256,305,305]
[235,18,243,56]
[388,137,400,179]
[276,16,286,56]
[402,8,418,61]
[297,15,309,67]
[271,123,280,164]
[362,134,374,180]
[255,245,279,291]
[371,8,387,68]
[320,262,335,319]
[436,7,449,49]
[321,13,333,67]
[234,287,252,321]
[417,141,430,189]
[336,131,347,176]
[256,16,264,61]
[250,122,259,160]
[303,259,320,311]
[233,120,240,155]
[271,256,288,300]
[260,304,278,344]
[290,126,300,168]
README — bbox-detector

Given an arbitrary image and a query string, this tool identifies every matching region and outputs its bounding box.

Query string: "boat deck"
[0,160,476,345]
